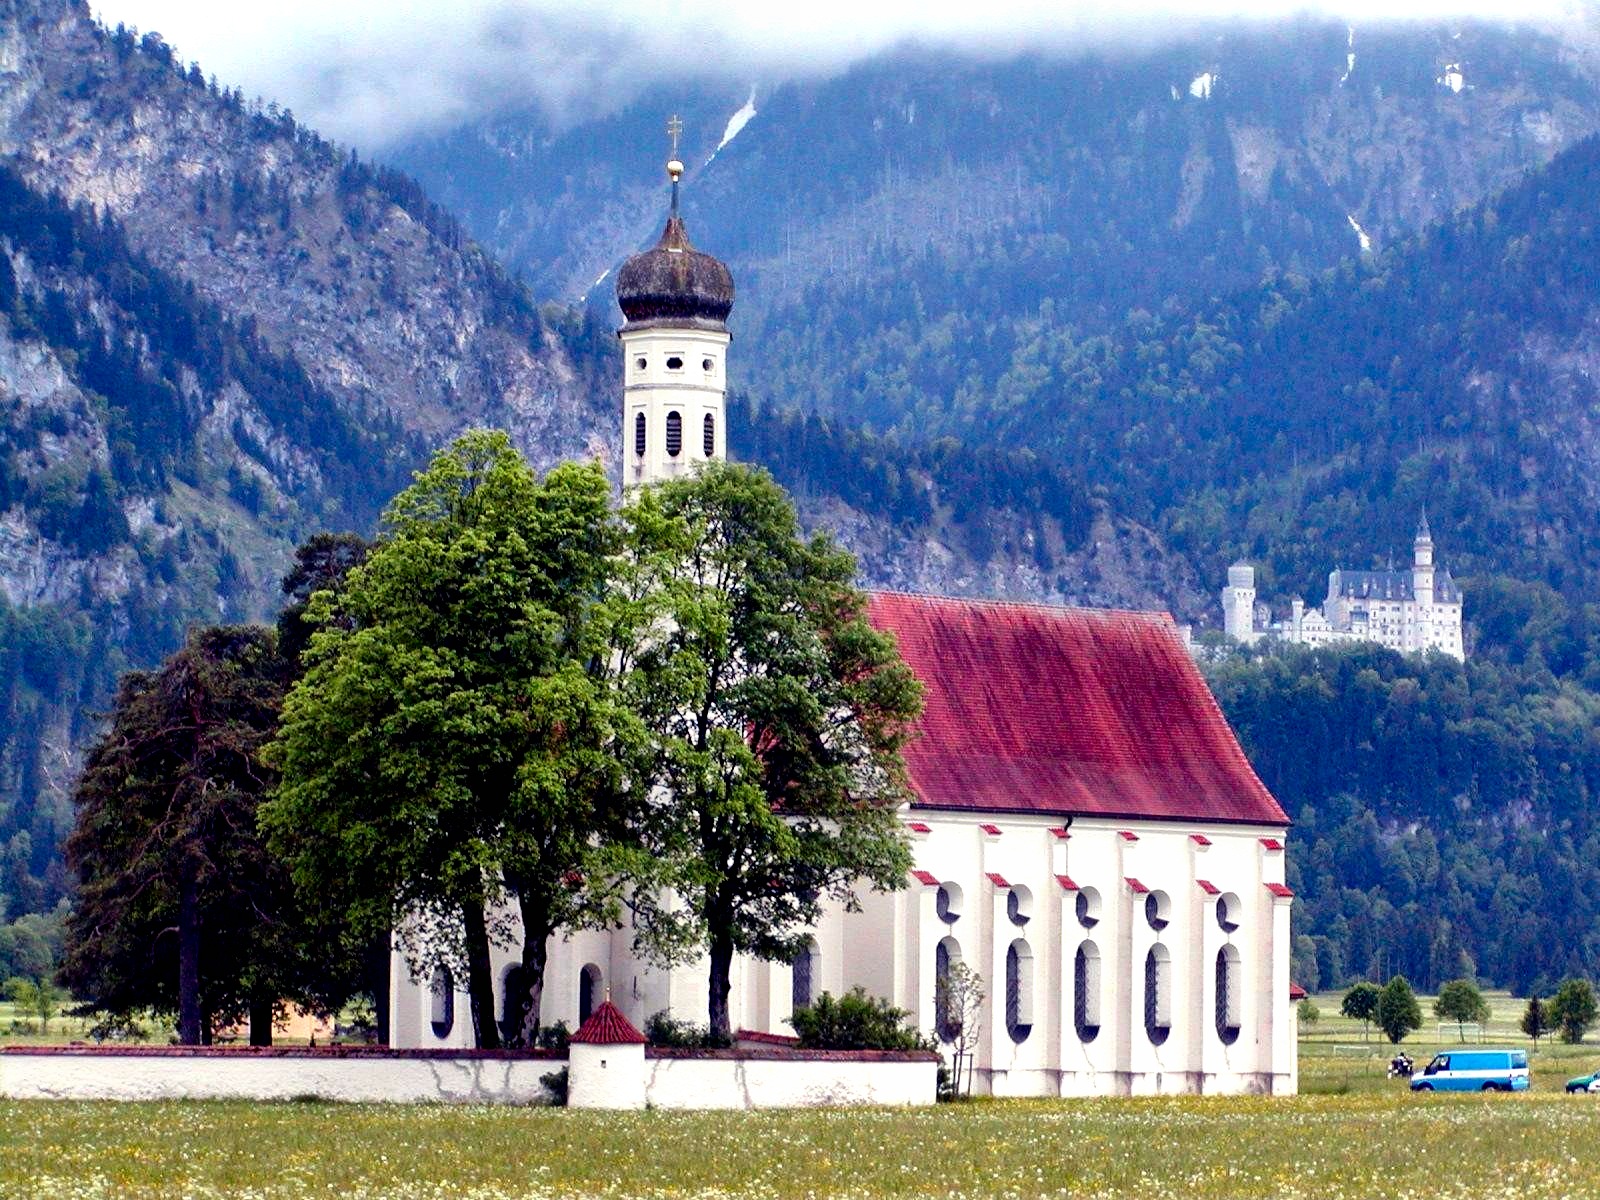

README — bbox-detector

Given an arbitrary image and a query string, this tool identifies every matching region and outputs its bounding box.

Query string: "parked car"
[1564,1070,1600,1094]
[1410,1048,1531,1092]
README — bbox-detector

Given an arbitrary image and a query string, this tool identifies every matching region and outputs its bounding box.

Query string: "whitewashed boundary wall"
[0,1047,563,1104]
[1,1046,939,1109]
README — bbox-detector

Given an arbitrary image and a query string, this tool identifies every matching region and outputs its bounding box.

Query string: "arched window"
[1144,945,1171,1046]
[1075,887,1100,929]
[792,938,817,1012]
[1215,945,1241,1045]
[429,966,454,1040]
[1216,892,1241,934]
[936,882,962,925]
[579,963,603,1025]
[666,411,683,457]
[1073,941,1101,1042]
[1145,890,1171,932]
[1005,939,1033,1043]
[1006,885,1032,927]
[703,412,716,457]
[499,964,528,1045]
[935,936,962,1043]
[634,411,646,457]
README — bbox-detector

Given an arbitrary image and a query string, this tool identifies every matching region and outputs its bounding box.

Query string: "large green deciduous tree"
[1375,975,1423,1045]
[1548,978,1598,1044]
[1432,978,1491,1041]
[263,432,645,1048]
[60,626,340,1044]
[626,462,922,1040]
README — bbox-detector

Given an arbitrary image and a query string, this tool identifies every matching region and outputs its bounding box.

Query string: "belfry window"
[702,357,715,372]
[703,412,715,457]
[666,355,684,371]
[666,411,683,457]
[634,411,646,457]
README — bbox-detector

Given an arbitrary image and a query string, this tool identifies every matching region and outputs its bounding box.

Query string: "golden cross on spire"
[666,114,683,158]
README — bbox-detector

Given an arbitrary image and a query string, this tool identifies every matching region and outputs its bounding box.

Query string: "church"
[390,147,1298,1097]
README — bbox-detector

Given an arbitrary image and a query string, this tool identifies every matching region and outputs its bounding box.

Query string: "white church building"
[1222,517,1465,661]
[390,149,1298,1097]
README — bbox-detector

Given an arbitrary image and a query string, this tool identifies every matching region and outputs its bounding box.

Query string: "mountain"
[0,0,616,923]
[392,17,1600,438]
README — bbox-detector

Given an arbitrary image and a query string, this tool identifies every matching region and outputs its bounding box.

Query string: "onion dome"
[616,145,733,332]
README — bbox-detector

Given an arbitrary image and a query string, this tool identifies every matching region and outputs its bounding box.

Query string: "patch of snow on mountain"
[1347,214,1372,254]
[1439,64,1465,93]
[1170,84,1181,100]
[717,89,757,152]
[1341,27,1356,84]
[1189,72,1215,99]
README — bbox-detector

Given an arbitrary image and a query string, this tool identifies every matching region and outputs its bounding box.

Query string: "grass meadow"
[2,990,1598,1199]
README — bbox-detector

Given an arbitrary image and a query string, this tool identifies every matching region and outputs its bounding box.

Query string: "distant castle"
[1221,515,1465,661]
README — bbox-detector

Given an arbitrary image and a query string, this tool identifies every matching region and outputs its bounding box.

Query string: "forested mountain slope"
[394,19,1600,437]
[990,132,1600,613]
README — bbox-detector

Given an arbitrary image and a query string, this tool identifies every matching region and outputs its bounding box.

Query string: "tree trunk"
[707,928,735,1042]
[517,896,550,1050]
[367,934,392,1046]
[461,900,501,1049]
[177,852,203,1045]
[248,995,274,1046]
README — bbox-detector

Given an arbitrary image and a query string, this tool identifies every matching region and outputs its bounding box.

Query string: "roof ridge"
[868,588,1175,625]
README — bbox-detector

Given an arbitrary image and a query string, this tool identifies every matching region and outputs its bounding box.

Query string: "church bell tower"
[615,117,734,487]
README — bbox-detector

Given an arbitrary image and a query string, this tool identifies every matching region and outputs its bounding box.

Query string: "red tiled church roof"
[570,1000,645,1046]
[867,593,1287,826]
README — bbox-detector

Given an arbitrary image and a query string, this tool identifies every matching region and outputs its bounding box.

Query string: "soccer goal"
[1436,1022,1484,1043]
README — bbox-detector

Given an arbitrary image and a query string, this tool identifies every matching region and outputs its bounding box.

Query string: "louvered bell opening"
[703,412,715,457]
[634,411,646,457]
[666,411,682,457]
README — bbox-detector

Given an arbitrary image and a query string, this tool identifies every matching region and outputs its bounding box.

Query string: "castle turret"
[1412,511,1435,607]
[1222,562,1258,644]
[616,117,733,488]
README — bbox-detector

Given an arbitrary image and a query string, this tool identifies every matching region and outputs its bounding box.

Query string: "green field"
[4,989,1599,1198]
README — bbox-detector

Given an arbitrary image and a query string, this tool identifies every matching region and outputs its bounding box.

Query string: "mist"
[90,0,1587,147]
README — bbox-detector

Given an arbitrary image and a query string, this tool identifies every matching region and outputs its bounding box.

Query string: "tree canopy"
[623,462,922,1039]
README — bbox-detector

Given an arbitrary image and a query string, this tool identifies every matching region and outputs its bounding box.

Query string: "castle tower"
[615,117,734,488]
[1412,511,1435,608]
[1222,562,1258,644]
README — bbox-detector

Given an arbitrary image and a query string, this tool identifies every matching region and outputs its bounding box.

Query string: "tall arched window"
[579,963,603,1025]
[1215,945,1241,1045]
[792,938,817,1012]
[429,966,454,1040]
[1144,945,1171,1046]
[1073,941,1101,1042]
[936,882,962,924]
[935,936,962,1043]
[1145,890,1171,932]
[499,964,528,1045]
[703,412,716,457]
[1005,939,1033,1043]
[666,411,683,457]
[633,411,646,457]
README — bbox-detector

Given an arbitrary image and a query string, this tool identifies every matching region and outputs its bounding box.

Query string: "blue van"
[1410,1048,1530,1092]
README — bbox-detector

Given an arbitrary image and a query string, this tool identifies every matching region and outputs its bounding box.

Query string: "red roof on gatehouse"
[570,1000,645,1046]
[866,593,1287,826]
